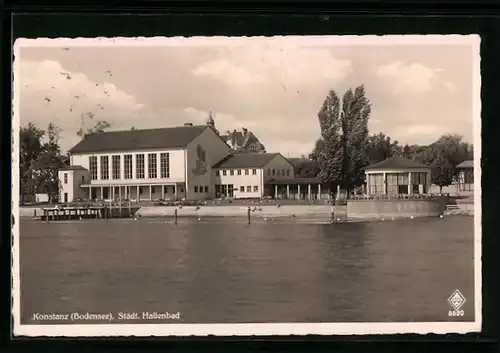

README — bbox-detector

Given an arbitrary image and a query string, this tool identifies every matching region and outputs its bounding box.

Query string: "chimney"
[184,122,193,127]
[242,127,248,134]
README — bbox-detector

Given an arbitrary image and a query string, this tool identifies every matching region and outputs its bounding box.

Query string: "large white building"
[58,124,315,203]
[59,124,230,202]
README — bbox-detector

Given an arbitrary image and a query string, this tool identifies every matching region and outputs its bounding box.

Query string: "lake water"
[19,216,475,324]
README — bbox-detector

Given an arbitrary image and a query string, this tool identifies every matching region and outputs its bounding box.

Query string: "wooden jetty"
[40,205,140,222]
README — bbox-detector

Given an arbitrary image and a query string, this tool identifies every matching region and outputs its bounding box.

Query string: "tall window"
[245,169,249,175]
[89,156,98,180]
[368,174,384,195]
[230,170,234,176]
[252,169,257,175]
[386,173,408,195]
[237,169,242,175]
[148,153,157,178]
[136,154,145,179]
[112,155,121,180]
[63,173,68,184]
[100,156,109,180]
[160,153,170,178]
[286,169,291,176]
[124,155,133,179]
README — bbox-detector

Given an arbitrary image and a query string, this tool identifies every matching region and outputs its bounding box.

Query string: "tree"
[77,112,111,138]
[31,123,69,202]
[314,91,344,190]
[19,123,45,200]
[366,132,401,165]
[313,85,372,197]
[431,152,455,193]
[294,157,321,178]
[339,85,371,193]
[417,134,473,180]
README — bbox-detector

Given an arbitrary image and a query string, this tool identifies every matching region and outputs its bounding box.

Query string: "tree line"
[19,116,112,203]
[294,85,473,195]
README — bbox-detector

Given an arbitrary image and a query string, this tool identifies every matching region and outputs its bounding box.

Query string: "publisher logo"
[447,289,466,317]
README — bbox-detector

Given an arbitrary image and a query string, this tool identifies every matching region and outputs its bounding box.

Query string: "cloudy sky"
[14,36,478,157]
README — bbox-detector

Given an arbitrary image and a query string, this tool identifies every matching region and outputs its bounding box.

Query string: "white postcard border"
[11,34,482,337]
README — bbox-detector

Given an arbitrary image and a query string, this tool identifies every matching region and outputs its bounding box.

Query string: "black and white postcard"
[12,35,481,336]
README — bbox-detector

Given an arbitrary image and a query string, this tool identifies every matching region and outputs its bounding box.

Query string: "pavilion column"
[297,184,301,200]
[149,185,152,200]
[286,185,290,199]
[274,185,278,199]
[318,184,321,200]
[308,184,311,200]
[119,186,122,201]
[408,172,413,195]
[174,184,178,200]
[161,185,165,200]
[88,186,91,200]
[100,186,104,200]
[137,185,140,202]
[112,186,115,200]
[383,172,387,195]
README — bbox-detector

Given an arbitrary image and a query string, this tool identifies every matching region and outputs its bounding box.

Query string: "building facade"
[456,160,474,193]
[212,153,295,198]
[364,156,432,196]
[59,125,232,202]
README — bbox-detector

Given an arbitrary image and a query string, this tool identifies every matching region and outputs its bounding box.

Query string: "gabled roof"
[212,153,281,169]
[68,125,208,154]
[287,157,310,167]
[364,155,429,170]
[60,165,88,171]
[456,160,474,168]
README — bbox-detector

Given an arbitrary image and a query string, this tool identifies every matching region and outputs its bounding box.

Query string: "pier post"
[330,202,335,223]
[45,210,48,223]
[247,207,251,224]
[174,208,178,225]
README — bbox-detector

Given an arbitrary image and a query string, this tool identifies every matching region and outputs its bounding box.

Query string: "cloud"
[192,60,269,86]
[16,59,146,150]
[375,61,439,93]
[191,42,352,88]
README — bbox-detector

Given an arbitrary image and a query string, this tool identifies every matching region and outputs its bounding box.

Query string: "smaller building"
[212,152,294,198]
[456,160,474,193]
[364,156,431,196]
[58,165,91,203]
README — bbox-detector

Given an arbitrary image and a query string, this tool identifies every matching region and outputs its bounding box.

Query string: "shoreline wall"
[347,199,447,219]
[136,205,334,219]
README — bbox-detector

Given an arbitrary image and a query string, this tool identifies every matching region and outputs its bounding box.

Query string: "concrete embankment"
[18,207,43,218]
[137,205,336,222]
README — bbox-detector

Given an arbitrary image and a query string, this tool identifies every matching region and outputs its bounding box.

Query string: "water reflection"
[20,217,474,324]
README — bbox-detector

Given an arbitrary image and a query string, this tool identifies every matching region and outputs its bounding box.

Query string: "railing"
[350,194,442,201]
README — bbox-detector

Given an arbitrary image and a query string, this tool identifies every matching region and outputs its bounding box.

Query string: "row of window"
[89,153,170,180]
[267,168,291,177]
[215,168,292,177]
[194,185,209,193]
[239,185,259,192]
[216,169,257,176]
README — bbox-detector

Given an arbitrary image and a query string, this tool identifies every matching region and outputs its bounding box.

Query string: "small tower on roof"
[206,110,219,135]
